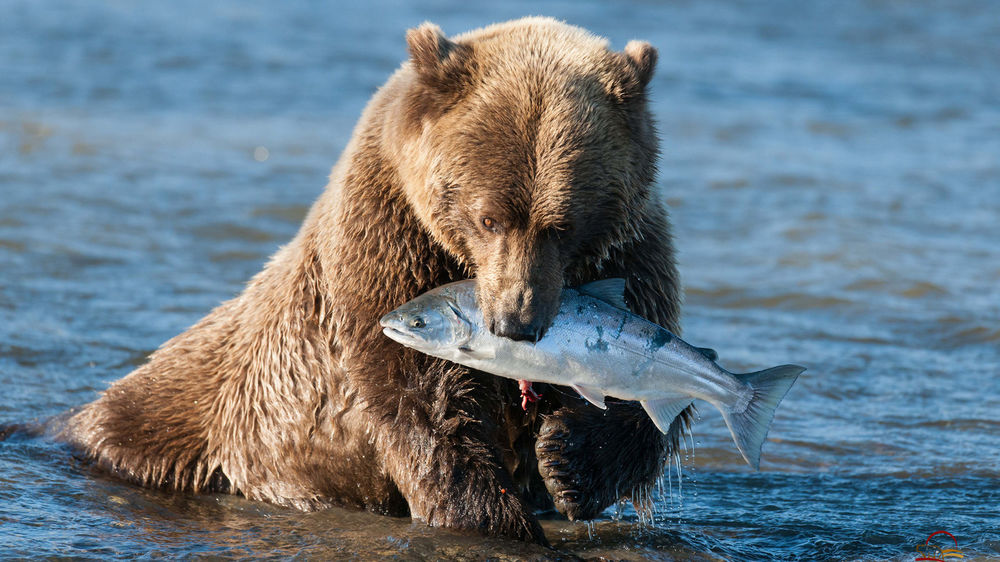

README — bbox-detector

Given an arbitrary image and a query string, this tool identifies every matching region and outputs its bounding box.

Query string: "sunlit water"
[2,1,998,559]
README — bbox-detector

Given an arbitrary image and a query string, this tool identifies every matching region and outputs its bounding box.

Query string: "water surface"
[2,0,999,559]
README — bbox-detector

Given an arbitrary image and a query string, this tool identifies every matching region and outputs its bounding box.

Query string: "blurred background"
[1,0,998,559]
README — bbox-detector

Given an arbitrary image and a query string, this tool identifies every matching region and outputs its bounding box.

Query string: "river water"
[2,1,998,559]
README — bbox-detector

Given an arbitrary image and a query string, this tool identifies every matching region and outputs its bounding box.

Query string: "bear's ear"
[624,40,657,89]
[609,40,658,102]
[406,22,475,92]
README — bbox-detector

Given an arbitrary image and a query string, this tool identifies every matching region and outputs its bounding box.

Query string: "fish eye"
[410,316,425,329]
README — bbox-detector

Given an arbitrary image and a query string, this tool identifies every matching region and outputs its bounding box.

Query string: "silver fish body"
[380,279,804,469]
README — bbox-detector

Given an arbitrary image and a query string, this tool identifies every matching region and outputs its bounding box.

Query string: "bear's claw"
[534,410,604,521]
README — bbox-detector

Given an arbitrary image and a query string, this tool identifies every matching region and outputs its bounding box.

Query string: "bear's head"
[395,18,659,341]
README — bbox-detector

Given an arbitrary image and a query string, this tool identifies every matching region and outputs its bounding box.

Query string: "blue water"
[2,1,999,559]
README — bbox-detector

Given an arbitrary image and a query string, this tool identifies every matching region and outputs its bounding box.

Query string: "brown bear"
[60,17,689,544]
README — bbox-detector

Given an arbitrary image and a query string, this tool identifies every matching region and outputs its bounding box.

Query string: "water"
[2,0,998,559]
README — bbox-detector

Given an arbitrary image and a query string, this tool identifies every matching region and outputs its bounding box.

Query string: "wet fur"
[60,17,688,543]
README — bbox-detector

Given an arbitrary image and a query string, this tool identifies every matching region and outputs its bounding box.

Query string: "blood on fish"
[518,379,541,410]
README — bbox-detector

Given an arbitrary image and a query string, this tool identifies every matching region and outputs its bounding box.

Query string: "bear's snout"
[493,313,546,343]
[475,234,563,343]
[483,283,561,343]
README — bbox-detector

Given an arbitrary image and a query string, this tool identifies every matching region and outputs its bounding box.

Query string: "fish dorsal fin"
[640,396,692,434]
[696,347,719,361]
[571,384,607,409]
[577,278,627,310]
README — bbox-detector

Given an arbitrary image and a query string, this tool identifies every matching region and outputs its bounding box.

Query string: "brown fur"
[60,17,688,544]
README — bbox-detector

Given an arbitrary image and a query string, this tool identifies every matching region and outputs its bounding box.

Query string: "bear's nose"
[492,316,545,343]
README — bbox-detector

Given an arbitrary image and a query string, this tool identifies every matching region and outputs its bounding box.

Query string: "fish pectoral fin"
[577,278,628,310]
[457,346,496,360]
[571,384,607,409]
[640,396,693,434]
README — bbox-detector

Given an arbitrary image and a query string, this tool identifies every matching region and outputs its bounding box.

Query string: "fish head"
[380,292,474,354]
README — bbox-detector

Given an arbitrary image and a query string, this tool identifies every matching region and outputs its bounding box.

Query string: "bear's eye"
[480,216,499,232]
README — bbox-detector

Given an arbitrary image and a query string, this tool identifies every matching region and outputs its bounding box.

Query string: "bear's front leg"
[386,440,547,544]
[536,207,688,520]
[371,361,547,545]
[535,397,689,521]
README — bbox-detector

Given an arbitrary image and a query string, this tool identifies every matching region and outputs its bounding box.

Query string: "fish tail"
[720,364,805,470]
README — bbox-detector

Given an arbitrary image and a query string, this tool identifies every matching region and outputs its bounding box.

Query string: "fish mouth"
[378,311,398,329]
[381,325,416,345]
[379,312,415,343]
